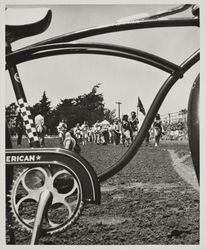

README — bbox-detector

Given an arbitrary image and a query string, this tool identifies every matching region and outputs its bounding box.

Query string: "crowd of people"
[56,111,145,151]
[15,108,186,151]
[161,120,186,141]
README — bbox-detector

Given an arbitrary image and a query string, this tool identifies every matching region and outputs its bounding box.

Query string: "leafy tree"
[5,102,18,135]
[5,102,18,120]
[54,98,78,128]
[76,84,103,109]
[31,91,52,121]
[75,83,105,124]
[55,84,105,128]
[179,108,187,115]
[103,108,117,123]
[40,91,51,118]
[46,109,59,135]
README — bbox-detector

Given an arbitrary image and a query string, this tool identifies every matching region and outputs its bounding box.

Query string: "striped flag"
[137,97,146,115]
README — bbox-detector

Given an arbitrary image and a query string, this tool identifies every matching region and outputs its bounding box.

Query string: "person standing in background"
[94,120,101,144]
[101,117,110,145]
[153,113,163,147]
[81,121,89,145]
[15,112,24,147]
[129,111,139,142]
[121,114,132,147]
[57,119,67,145]
[73,123,82,145]
[112,118,121,145]
[34,110,45,147]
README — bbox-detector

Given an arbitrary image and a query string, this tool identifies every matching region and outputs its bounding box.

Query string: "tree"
[75,83,105,124]
[179,108,187,115]
[55,84,106,128]
[32,91,52,121]
[103,108,117,123]
[5,102,18,135]
[39,91,51,118]
[5,102,18,120]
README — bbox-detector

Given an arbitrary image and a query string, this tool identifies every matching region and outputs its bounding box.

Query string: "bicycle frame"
[5,5,200,244]
[6,7,200,182]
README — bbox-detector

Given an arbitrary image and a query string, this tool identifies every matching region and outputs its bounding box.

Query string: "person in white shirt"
[57,119,67,145]
[73,123,82,144]
[81,121,89,145]
[101,117,110,145]
[63,131,76,151]
[34,111,45,147]
[94,120,101,144]
[112,119,121,145]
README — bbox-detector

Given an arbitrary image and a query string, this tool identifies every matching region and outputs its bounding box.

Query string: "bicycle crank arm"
[31,190,53,245]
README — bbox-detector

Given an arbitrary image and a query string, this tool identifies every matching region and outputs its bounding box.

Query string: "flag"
[137,97,146,115]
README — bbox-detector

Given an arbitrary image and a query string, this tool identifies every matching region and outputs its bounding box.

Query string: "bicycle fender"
[6,148,101,204]
[187,73,199,182]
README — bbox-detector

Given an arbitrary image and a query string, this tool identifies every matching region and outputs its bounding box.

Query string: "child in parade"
[121,114,132,147]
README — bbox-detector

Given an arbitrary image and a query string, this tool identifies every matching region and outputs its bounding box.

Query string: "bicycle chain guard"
[6,148,101,234]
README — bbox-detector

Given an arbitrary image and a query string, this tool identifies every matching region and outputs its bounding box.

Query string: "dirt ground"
[6,138,199,245]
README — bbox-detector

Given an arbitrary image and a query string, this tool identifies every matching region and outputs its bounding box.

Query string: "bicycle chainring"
[8,165,84,235]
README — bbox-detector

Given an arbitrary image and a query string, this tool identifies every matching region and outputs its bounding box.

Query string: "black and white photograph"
[2,1,204,247]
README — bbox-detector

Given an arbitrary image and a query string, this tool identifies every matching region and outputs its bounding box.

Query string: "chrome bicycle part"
[9,165,84,234]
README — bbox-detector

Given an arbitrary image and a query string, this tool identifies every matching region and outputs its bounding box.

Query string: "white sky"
[6,4,199,118]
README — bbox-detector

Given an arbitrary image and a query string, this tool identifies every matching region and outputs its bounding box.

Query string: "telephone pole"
[116,102,122,120]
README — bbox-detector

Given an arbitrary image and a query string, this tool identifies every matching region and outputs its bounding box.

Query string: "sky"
[5,4,199,118]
